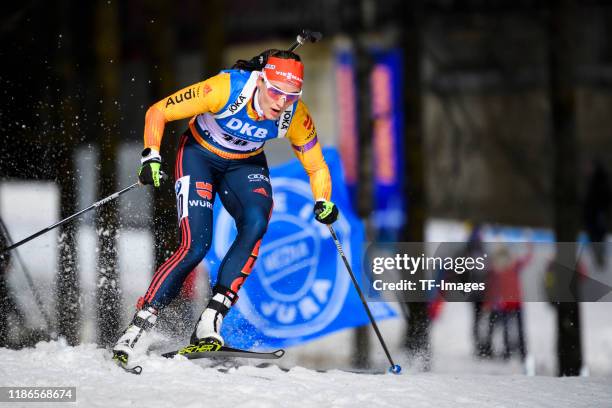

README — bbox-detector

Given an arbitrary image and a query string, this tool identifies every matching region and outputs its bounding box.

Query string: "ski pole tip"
[389,364,402,375]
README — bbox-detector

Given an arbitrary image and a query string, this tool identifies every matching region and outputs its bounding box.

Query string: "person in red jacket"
[483,243,533,360]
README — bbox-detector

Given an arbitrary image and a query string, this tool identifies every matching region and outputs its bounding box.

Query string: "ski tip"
[388,364,402,375]
[273,349,286,358]
[116,361,142,375]
[130,365,143,375]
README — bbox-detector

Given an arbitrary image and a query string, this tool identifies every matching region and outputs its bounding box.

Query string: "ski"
[112,345,284,375]
[162,345,285,360]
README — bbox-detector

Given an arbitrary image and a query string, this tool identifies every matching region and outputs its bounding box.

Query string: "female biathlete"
[112,49,339,366]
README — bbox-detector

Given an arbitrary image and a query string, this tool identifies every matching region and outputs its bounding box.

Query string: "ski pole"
[288,29,323,52]
[1,182,141,255]
[327,224,402,374]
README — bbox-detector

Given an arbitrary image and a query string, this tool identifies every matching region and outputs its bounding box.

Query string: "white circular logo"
[214,177,352,338]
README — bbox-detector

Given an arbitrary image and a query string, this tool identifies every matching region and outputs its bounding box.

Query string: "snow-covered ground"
[1,341,611,408]
[1,302,611,408]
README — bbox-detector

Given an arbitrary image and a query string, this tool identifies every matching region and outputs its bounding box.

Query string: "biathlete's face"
[256,73,302,120]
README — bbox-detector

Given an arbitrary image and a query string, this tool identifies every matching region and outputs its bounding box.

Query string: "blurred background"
[0,0,611,377]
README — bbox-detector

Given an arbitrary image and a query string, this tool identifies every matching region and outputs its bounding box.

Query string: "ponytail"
[232,49,301,71]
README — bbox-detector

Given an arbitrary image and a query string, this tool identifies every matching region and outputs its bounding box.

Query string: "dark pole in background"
[548,0,583,377]
[351,0,375,369]
[55,0,82,346]
[400,0,431,370]
[95,0,122,347]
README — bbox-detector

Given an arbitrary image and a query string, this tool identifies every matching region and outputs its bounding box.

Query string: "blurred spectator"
[426,223,490,357]
[483,243,533,361]
[465,223,489,357]
[583,160,611,269]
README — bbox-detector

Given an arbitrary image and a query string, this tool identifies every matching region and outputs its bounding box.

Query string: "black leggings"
[142,132,273,309]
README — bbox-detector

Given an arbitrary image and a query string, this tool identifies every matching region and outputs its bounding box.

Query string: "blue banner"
[335,51,359,206]
[371,49,405,241]
[334,49,406,240]
[206,148,397,350]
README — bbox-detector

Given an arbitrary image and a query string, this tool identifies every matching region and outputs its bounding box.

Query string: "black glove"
[138,148,162,187]
[313,200,339,224]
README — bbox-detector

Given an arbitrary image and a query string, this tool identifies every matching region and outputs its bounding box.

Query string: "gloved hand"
[138,148,162,187]
[313,200,339,224]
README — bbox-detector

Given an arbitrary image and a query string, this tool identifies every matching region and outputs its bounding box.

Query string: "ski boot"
[112,304,158,368]
[184,286,237,353]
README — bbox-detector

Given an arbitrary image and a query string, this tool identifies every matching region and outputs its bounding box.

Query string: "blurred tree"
[400,0,431,370]
[347,0,376,369]
[548,0,582,377]
[353,35,373,368]
[55,0,82,346]
[0,2,86,345]
[95,0,122,347]
[583,160,611,269]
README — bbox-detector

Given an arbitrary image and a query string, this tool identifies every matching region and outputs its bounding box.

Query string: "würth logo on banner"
[196,182,213,200]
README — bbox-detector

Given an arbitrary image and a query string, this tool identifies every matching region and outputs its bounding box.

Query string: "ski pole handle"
[288,29,323,52]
